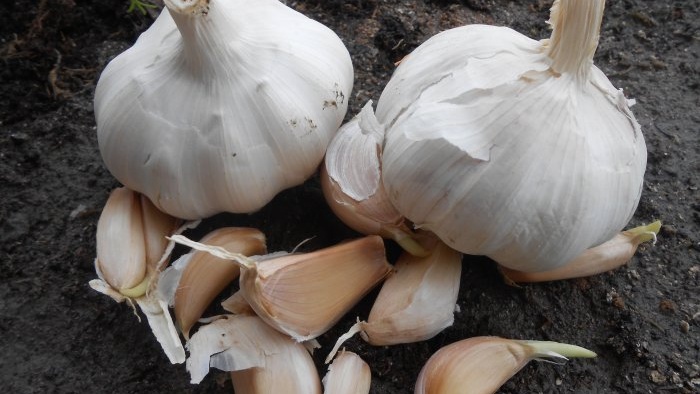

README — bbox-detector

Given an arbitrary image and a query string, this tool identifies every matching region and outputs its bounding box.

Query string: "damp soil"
[1,1,698,393]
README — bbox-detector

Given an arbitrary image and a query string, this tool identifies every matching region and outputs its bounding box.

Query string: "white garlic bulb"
[377,0,647,272]
[95,0,353,219]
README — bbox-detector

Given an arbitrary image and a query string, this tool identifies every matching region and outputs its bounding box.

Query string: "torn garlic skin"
[89,187,197,364]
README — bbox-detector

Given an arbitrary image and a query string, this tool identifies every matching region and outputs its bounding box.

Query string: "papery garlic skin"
[186,314,321,392]
[378,0,646,272]
[95,0,353,219]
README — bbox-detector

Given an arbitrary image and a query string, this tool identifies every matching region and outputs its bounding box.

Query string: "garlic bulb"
[377,0,647,272]
[322,101,427,256]
[415,336,596,394]
[95,0,353,219]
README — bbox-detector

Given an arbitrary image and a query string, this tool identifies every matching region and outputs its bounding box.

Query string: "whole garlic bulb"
[377,0,647,272]
[95,0,353,219]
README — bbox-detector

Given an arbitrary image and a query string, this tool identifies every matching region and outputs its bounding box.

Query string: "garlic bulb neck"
[164,0,209,15]
[545,0,605,81]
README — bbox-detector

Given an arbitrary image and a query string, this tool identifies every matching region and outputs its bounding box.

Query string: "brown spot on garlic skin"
[323,100,338,109]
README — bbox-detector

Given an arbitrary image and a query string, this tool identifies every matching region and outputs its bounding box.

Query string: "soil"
[1,0,698,393]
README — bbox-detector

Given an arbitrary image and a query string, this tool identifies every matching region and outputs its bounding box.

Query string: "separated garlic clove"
[186,314,321,393]
[95,0,353,219]
[377,0,648,272]
[173,227,267,338]
[240,235,392,341]
[93,187,180,299]
[322,101,427,257]
[415,337,596,394]
[500,221,661,283]
[326,236,461,362]
[169,234,392,342]
[323,351,371,394]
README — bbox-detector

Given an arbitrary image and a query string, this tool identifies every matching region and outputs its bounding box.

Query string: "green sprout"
[128,0,157,15]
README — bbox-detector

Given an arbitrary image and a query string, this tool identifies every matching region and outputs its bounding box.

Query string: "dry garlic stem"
[326,236,461,362]
[323,351,371,394]
[172,227,266,338]
[187,314,321,392]
[169,234,392,341]
[415,337,596,394]
[500,221,661,283]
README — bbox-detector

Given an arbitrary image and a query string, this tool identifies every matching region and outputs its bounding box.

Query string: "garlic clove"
[240,235,392,341]
[186,314,321,392]
[95,187,180,298]
[174,227,267,338]
[168,234,392,341]
[325,235,462,362]
[415,337,596,394]
[322,101,427,256]
[499,221,662,283]
[95,187,148,294]
[221,289,255,316]
[323,351,371,394]
[363,235,462,345]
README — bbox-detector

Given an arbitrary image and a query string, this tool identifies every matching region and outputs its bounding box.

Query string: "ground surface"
[1,0,698,393]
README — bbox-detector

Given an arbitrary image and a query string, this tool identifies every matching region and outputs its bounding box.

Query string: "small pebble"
[680,320,690,333]
[649,370,666,384]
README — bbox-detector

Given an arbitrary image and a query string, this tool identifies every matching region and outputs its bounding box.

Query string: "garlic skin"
[95,0,353,219]
[415,337,596,394]
[186,314,321,391]
[377,0,647,272]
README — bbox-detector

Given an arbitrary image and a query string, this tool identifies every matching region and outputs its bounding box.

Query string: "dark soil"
[1,0,698,393]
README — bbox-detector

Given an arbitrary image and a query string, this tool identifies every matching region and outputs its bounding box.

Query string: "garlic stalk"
[169,234,392,341]
[158,227,266,338]
[323,351,371,394]
[321,101,427,257]
[326,235,462,362]
[415,336,596,394]
[186,314,321,392]
[89,187,192,364]
[95,0,353,219]
[500,220,661,283]
[376,0,647,272]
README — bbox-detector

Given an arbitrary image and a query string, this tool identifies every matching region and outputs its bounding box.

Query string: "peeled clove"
[172,227,266,338]
[323,351,371,394]
[169,234,392,341]
[327,236,461,362]
[499,221,661,283]
[415,336,596,394]
[186,314,321,392]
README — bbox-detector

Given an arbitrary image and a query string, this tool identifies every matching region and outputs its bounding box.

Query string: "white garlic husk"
[377,0,647,272]
[95,0,353,219]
